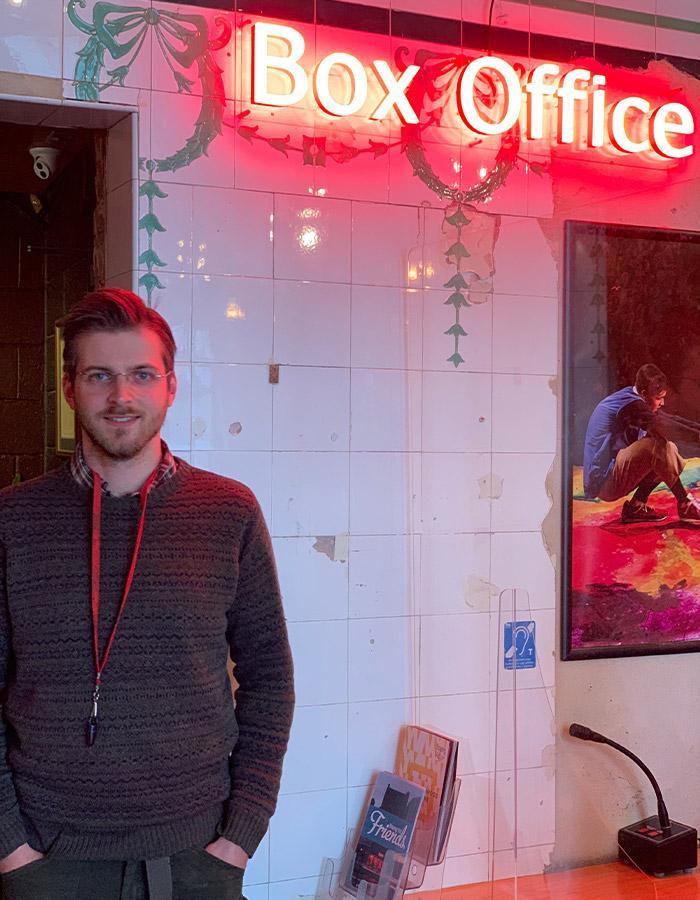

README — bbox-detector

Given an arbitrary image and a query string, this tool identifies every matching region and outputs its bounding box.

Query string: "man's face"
[63,326,176,461]
[642,389,666,413]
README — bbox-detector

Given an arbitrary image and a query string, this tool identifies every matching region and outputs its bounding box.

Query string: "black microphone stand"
[569,723,697,877]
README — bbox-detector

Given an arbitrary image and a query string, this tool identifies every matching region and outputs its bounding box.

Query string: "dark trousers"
[0,848,246,900]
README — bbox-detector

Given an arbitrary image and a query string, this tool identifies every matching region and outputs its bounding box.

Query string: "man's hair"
[62,288,176,381]
[634,363,668,397]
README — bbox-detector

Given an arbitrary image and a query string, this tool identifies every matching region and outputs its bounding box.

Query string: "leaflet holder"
[330,777,462,900]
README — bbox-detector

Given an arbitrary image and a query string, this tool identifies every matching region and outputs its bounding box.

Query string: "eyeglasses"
[76,368,173,391]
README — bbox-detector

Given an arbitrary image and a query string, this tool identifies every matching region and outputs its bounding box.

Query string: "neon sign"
[251,22,695,161]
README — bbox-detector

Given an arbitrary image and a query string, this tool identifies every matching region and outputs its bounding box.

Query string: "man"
[583,363,700,524]
[0,289,294,899]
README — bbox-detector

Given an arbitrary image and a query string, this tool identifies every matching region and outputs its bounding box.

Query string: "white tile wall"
[21,0,685,885]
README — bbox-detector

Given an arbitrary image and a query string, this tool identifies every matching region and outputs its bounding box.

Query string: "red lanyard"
[86,467,158,746]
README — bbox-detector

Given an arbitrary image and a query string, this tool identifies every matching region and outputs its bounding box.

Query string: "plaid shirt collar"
[70,440,177,497]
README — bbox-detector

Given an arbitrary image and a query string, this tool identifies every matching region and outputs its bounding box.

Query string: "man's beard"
[78,404,168,461]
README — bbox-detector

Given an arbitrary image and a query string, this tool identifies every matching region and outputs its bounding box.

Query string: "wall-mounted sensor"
[29,146,60,180]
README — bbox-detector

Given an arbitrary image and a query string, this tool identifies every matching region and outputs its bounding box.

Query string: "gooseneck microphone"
[569,723,670,831]
[568,723,697,877]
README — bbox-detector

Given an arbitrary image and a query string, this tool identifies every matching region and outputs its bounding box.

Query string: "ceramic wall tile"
[351,202,421,288]
[139,181,193,276]
[348,534,419,619]
[347,697,414,787]
[2,0,63,79]
[442,852,490,890]
[422,372,492,453]
[419,691,491,776]
[274,281,351,368]
[192,275,273,364]
[492,374,557,454]
[268,877,319,900]
[271,452,350,537]
[595,16,654,52]
[280,704,347,794]
[64,0,152,90]
[419,533,491,615]
[350,286,423,371]
[268,788,347,882]
[491,532,555,611]
[419,612,491,696]
[273,366,350,451]
[149,90,235,189]
[492,294,558,376]
[192,187,273,277]
[655,24,700,59]
[273,536,349,622]
[422,289,493,374]
[492,687,555,773]
[348,616,416,702]
[350,369,422,452]
[273,195,351,283]
[444,773,491,857]
[145,272,193,361]
[349,452,421,535]
[421,453,491,535]
[243,834,268,885]
[491,217,558,299]
[191,363,272,451]
[493,767,555,851]
[287,620,348,707]
[234,120,322,196]
[490,452,554,532]
[106,113,135,194]
[107,181,136,280]
[244,885,268,900]
[492,844,554,881]
[161,362,191,454]
[190,450,272,526]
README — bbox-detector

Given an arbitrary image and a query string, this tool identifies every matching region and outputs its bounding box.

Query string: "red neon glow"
[249,21,695,162]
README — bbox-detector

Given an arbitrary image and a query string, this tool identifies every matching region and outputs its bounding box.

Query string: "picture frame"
[562,220,700,660]
[54,324,76,455]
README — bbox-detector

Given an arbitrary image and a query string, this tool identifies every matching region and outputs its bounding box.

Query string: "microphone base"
[618,815,697,877]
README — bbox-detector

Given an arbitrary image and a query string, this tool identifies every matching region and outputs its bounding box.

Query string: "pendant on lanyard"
[86,468,158,747]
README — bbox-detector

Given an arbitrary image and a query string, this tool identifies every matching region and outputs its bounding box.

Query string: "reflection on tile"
[352,202,420,287]
[2,0,63,78]
[492,218,557,298]
[423,289,492,373]
[146,272,193,361]
[191,364,272,451]
[192,275,273,364]
[273,195,351,283]
[273,367,350,451]
[288,620,348,707]
[274,281,351,367]
[192,188,273,277]
[140,182,193,275]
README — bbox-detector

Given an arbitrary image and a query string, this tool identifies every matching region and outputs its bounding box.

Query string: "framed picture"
[562,221,700,660]
[54,324,76,455]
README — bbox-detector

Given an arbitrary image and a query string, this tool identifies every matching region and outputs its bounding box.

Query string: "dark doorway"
[0,121,100,488]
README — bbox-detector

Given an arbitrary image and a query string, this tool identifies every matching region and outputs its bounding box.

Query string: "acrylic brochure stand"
[328,777,462,900]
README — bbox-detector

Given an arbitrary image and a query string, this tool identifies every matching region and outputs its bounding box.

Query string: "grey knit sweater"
[0,461,294,860]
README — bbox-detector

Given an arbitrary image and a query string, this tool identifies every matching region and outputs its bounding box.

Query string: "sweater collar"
[70,440,178,497]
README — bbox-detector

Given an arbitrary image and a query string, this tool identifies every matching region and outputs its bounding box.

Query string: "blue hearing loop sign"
[504,621,537,669]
